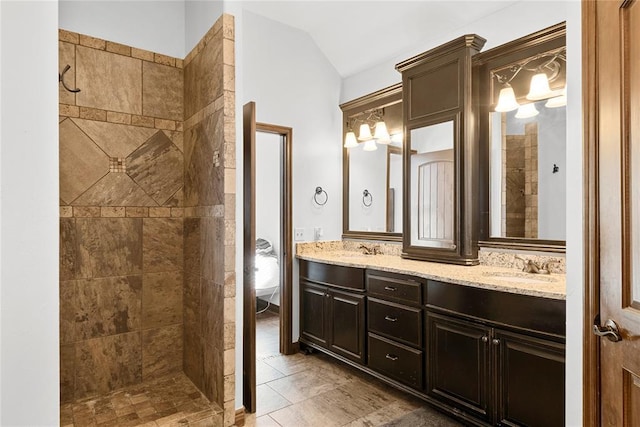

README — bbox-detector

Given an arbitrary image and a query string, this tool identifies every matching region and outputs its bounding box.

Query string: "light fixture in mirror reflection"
[489,100,566,241]
[410,121,455,249]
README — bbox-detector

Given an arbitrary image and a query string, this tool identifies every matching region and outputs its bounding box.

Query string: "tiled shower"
[58,14,237,426]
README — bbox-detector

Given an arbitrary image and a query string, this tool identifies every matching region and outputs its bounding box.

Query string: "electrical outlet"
[314,227,323,241]
[294,228,305,241]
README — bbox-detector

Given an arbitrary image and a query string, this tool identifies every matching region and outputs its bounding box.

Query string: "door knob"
[593,318,622,342]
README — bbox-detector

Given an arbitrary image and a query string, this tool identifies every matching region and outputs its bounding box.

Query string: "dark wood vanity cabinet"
[299,261,566,427]
[299,261,366,364]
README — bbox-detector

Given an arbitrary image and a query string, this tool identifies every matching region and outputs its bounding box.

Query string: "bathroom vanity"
[298,251,565,427]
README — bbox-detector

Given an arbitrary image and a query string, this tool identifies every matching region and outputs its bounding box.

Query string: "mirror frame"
[340,83,403,242]
[474,22,566,253]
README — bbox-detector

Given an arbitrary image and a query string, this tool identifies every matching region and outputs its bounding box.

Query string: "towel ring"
[314,186,328,206]
[362,190,373,207]
[59,64,81,93]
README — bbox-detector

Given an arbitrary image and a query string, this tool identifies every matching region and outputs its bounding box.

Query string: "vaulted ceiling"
[239,1,522,77]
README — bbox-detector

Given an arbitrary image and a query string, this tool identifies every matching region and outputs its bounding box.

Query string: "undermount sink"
[483,271,557,285]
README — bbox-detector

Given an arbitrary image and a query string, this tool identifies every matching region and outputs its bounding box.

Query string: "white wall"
[59,1,185,58]
[185,0,224,54]
[340,1,570,102]
[0,1,60,424]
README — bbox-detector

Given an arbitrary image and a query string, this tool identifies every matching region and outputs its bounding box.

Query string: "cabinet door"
[426,311,491,421]
[494,330,565,427]
[300,281,328,347]
[328,289,366,363]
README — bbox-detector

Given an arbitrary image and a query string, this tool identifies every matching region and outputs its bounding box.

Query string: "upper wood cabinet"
[396,35,486,265]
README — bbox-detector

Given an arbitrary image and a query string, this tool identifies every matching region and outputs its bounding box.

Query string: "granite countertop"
[296,250,566,301]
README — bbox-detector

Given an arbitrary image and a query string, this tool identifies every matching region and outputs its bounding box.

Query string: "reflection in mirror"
[489,100,566,240]
[410,120,455,248]
[387,148,402,232]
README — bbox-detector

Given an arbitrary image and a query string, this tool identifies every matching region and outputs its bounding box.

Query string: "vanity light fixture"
[515,102,539,119]
[363,139,378,151]
[373,121,391,144]
[358,123,373,141]
[545,86,567,108]
[493,46,566,113]
[344,131,359,148]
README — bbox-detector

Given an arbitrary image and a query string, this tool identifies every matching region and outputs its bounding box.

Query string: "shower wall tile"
[75,218,143,278]
[59,118,110,204]
[143,218,183,273]
[59,41,76,105]
[74,275,142,340]
[201,217,224,284]
[79,106,107,121]
[142,324,183,380]
[184,37,223,119]
[183,330,203,390]
[76,46,142,114]
[202,342,224,404]
[60,280,76,343]
[142,271,183,329]
[106,41,131,56]
[72,118,156,158]
[127,131,183,205]
[72,173,157,207]
[60,219,78,280]
[143,61,183,121]
[60,344,76,403]
[74,332,142,400]
[201,279,223,344]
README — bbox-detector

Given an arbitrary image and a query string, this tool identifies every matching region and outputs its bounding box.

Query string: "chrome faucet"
[514,255,550,274]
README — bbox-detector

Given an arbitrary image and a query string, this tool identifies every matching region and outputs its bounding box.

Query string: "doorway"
[242,102,294,414]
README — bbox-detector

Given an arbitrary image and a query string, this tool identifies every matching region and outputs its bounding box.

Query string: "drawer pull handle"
[384,286,397,291]
[492,338,500,346]
[385,354,399,361]
[481,336,488,343]
[384,316,398,322]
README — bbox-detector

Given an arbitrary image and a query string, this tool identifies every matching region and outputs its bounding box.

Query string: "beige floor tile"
[266,367,355,404]
[256,360,286,385]
[255,384,292,417]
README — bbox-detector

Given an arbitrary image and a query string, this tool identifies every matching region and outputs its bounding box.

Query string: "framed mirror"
[341,84,403,241]
[475,22,566,252]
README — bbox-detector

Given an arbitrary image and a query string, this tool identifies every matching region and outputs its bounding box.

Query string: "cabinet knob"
[481,336,488,343]
[385,354,399,361]
[384,316,398,322]
[492,338,500,346]
[325,293,330,298]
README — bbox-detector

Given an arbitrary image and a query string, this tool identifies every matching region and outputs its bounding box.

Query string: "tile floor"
[60,373,223,426]
[245,310,461,427]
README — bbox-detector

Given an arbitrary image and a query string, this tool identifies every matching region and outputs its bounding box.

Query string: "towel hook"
[59,64,81,93]
[362,190,373,207]
[314,186,328,206]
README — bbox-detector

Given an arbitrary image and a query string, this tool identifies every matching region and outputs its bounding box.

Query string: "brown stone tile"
[76,46,142,114]
[201,279,224,345]
[106,41,131,56]
[79,34,106,50]
[60,280,76,343]
[184,111,224,207]
[132,115,155,128]
[131,47,154,61]
[183,330,203,391]
[60,344,75,404]
[59,118,110,204]
[125,207,149,217]
[75,217,143,278]
[60,219,78,280]
[73,206,101,217]
[149,207,171,217]
[106,111,132,125]
[73,117,157,158]
[72,173,157,207]
[142,61,183,121]
[59,29,79,44]
[223,64,235,92]
[143,217,183,273]
[201,217,225,284]
[165,130,183,152]
[60,104,80,117]
[142,324,183,381]
[164,188,183,208]
[154,53,176,67]
[74,332,142,400]
[142,271,183,328]
[175,59,184,69]
[60,206,73,217]
[154,118,176,131]
[59,41,76,105]
[101,207,125,217]
[202,342,224,405]
[222,14,234,40]
[75,275,142,339]
[79,106,107,121]
[171,207,183,217]
[127,131,183,206]
[184,35,223,119]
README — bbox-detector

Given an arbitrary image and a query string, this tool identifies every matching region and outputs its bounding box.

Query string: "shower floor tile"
[60,373,223,426]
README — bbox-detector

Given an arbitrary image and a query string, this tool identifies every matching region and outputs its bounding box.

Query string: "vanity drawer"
[368,298,422,347]
[367,271,422,305]
[300,260,365,290]
[368,333,423,389]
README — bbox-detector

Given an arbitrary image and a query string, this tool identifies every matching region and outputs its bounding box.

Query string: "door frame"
[242,106,294,413]
[582,1,603,424]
